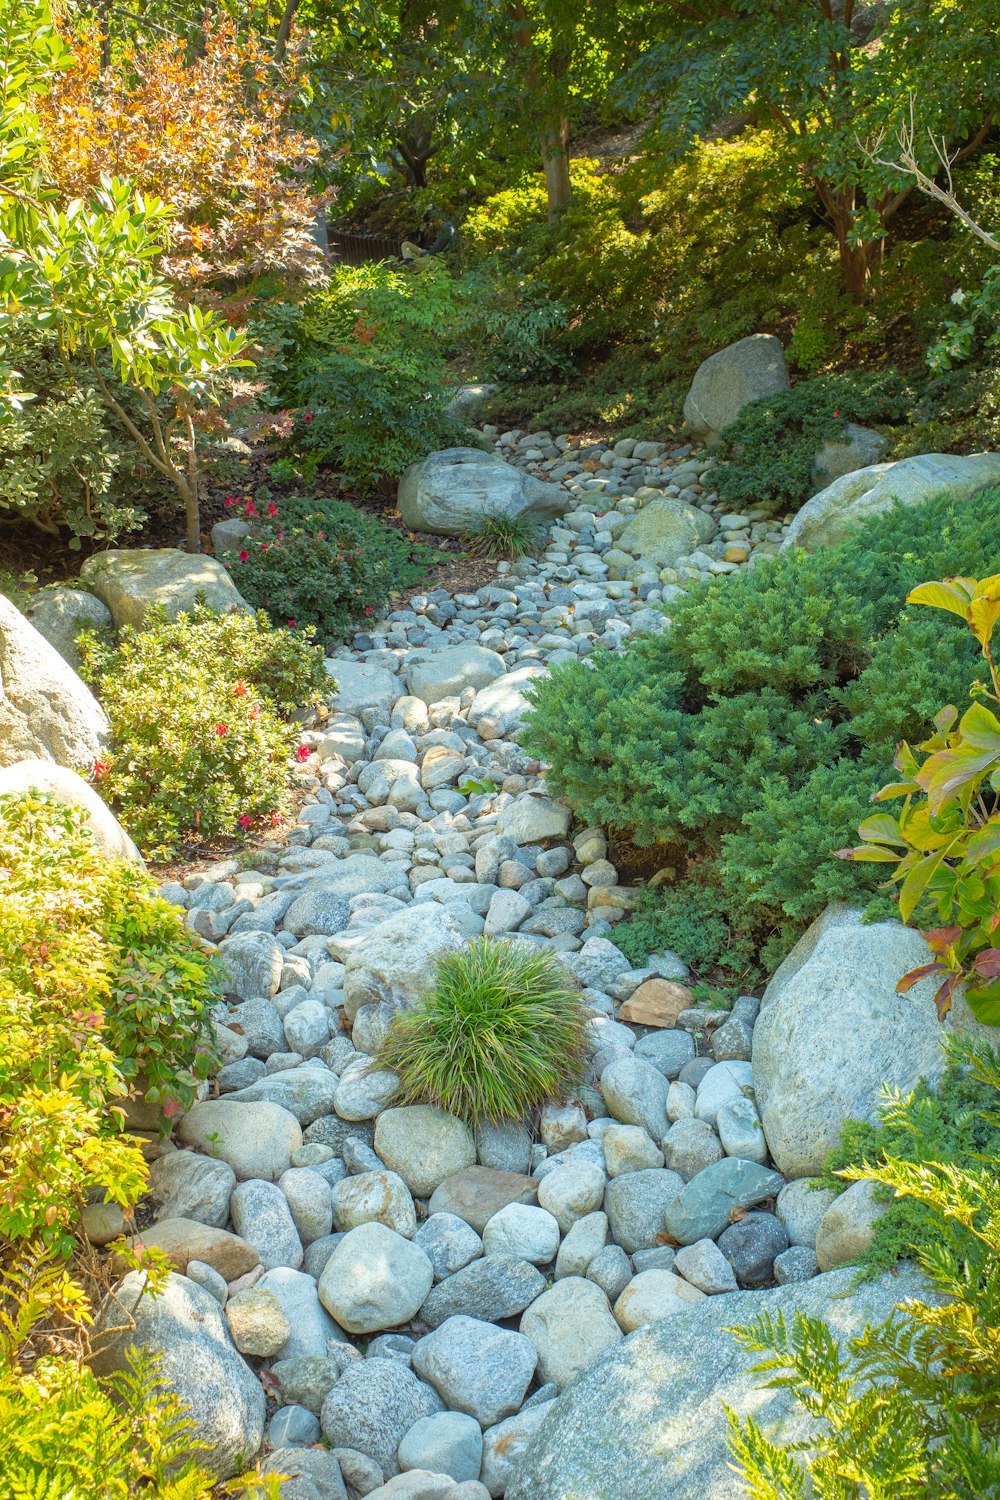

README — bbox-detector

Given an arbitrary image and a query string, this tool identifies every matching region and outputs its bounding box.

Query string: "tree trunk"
[183,413,201,554]
[817,180,877,302]
[275,0,300,60]
[542,114,572,222]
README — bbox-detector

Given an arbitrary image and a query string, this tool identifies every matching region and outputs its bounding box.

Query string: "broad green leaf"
[958,700,1000,753]
[898,846,950,924]
[857,814,908,847]
[906,579,974,618]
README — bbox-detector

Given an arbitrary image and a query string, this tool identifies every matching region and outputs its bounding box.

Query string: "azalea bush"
[223,494,442,641]
[78,604,326,857]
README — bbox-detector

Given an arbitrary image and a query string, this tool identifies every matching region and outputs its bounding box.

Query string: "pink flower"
[215,724,229,737]
[295,744,311,763]
[238,812,253,831]
[92,759,110,781]
[249,704,261,721]
[260,542,270,551]
[267,501,279,517]
[363,605,374,617]
[287,619,297,629]
[238,549,250,562]
[223,495,237,508]
[271,809,282,826]
[245,500,257,518]
[303,411,314,424]
[833,410,840,418]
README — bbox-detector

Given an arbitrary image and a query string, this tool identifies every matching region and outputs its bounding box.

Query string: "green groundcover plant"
[78,603,327,857]
[522,490,1000,979]
[223,493,442,641]
[728,1041,1000,1498]
[377,937,587,1124]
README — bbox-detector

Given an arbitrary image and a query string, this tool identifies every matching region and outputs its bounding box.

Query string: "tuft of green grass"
[466,515,540,560]
[376,936,587,1124]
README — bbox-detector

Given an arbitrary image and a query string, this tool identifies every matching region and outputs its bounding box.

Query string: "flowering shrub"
[78,604,327,857]
[39,23,323,293]
[224,494,441,640]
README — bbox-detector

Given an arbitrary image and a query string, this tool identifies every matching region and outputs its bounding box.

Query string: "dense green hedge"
[523,491,1000,977]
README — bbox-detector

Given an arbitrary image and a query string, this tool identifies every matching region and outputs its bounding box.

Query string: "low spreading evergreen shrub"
[78,604,327,857]
[522,491,1000,976]
[377,937,587,1124]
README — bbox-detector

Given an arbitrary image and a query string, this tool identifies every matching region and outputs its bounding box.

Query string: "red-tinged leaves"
[972,948,1000,978]
[934,973,960,1020]
[925,926,963,952]
[895,962,948,993]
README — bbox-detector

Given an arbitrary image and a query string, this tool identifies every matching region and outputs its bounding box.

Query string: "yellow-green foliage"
[0,1250,276,1500]
[0,792,221,1254]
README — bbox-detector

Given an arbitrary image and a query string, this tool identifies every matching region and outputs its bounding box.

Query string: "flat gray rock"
[506,1266,930,1500]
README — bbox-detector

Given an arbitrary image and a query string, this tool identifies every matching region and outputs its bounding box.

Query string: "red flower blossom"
[234,680,248,697]
[215,724,229,737]
[249,704,261,721]
[271,809,282,825]
[223,495,237,508]
[287,619,297,629]
[303,411,314,424]
[363,605,374,616]
[238,549,250,562]
[92,759,109,780]
[238,812,253,831]
[260,542,270,551]
[295,744,311,763]
[267,501,279,517]
[245,500,257,517]
[833,410,840,418]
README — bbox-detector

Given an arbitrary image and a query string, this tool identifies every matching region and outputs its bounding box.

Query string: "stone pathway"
[110,431,820,1500]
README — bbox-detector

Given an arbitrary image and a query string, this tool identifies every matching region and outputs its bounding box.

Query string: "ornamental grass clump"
[377,937,587,1124]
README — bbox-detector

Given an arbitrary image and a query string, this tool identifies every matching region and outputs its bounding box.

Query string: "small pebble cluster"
[98,431,843,1500]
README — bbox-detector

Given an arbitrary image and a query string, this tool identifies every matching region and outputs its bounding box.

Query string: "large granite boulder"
[397,448,567,537]
[91,1271,265,1480]
[614,497,717,569]
[406,643,507,705]
[79,547,250,630]
[25,585,112,672]
[506,1265,929,1500]
[752,904,992,1179]
[0,759,142,862]
[783,451,1000,553]
[683,334,790,442]
[0,596,109,771]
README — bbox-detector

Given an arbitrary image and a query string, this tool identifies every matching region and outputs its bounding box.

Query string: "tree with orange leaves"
[39,21,328,296]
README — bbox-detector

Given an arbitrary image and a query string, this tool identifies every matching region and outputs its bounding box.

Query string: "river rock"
[505,1266,930,1500]
[0,595,109,771]
[428,1168,538,1235]
[683,334,790,441]
[91,1271,265,1480]
[149,1151,237,1229]
[341,903,468,1021]
[614,497,717,570]
[398,448,567,537]
[783,451,1000,552]
[375,1107,477,1197]
[79,547,250,630]
[318,1222,434,1334]
[406,643,507,705]
[177,1099,302,1181]
[519,1277,623,1390]
[320,1358,443,1477]
[662,1158,784,1244]
[419,1254,545,1329]
[752,904,989,1178]
[812,423,890,487]
[411,1315,537,1427]
[815,1179,889,1272]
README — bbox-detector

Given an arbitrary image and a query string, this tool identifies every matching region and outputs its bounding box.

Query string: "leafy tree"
[0,0,249,551]
[626,1,1000,298]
